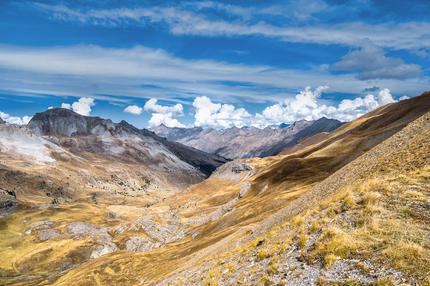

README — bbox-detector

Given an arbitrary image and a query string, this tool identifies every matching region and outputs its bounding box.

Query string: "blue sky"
[0,0,429,128]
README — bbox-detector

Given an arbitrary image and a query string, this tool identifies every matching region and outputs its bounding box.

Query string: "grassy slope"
[164,106,430,285]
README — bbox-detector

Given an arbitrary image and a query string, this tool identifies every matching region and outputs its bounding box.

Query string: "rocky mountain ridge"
[151,117,343,159]
[28,108,227,177]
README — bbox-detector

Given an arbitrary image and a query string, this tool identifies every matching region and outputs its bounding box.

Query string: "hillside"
[0,93,424,285]
[151,117,343,159]
[164,107,430,285]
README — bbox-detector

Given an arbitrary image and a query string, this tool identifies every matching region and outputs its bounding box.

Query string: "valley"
[2,1,430,285]
[0,93,429,285]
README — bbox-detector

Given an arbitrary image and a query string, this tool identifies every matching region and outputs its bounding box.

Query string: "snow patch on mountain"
[0,124,57,163]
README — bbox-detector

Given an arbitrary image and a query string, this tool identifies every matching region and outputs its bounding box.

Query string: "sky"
[0,0,429,128]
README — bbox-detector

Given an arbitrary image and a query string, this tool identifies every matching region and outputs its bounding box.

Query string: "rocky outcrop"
[90,242,118,259]
[131,215,186,244]
[67,221,111,240]
[125,236,162,252]
[66,221,118,259]
[0,188,17,209]
[25,221,60,241]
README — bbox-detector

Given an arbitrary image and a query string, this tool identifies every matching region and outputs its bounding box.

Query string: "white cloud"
[144,98,185,128]
[61,97,95,116]
[0,44,428,105]
[0,111,32,125]
[334,40,421,80]
[254,86,396,125]
[34,3,430,50]
[61,103,71,109]
[144,98,183,115]
[123,105,143,115]
[193,96,252,129]
[191,0,327,21]
[147,113,185,128]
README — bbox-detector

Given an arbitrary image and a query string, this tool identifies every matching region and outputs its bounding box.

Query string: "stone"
[38,228,60,241]
[125,236,162,252]
[90,242,118,259]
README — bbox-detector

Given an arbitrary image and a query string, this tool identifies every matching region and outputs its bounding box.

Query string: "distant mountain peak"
[28,108,115,137]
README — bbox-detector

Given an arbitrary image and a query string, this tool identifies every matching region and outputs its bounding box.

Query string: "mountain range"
[151,117,343,159]
[28,108,227,177]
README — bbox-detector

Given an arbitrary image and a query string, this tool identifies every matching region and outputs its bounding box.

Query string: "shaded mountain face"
[28,108,226,178]
[151,118,343,159]
[152,124,204,142]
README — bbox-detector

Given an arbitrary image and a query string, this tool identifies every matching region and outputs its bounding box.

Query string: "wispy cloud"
[144,99,185,127]
[190,0,328,21]
[0,44,427,105]
[33,3,430,50]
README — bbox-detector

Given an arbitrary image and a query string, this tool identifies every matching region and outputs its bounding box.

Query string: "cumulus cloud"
[193,96,252,129]
[144,99,183,115]
[61,97,95,116]
[334,40,421,80]
[144,98,185,128]
[254,86,396,126]
[0,111,32,125]
[147,113,185,128]
[124,105,143,115]
[61,103,71,109]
